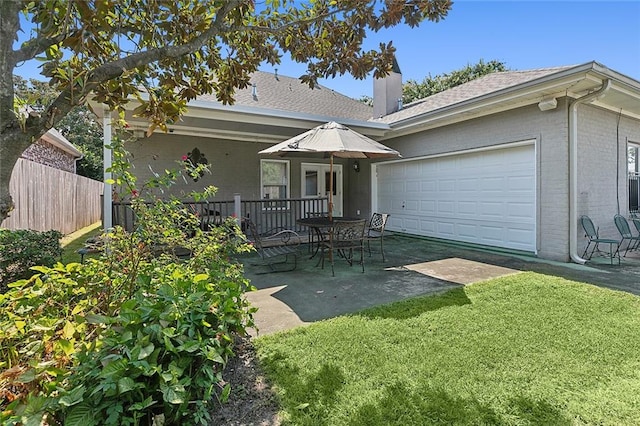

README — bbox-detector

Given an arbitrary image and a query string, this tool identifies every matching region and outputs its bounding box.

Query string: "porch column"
[234,193,241,225]
[103,107,113,230]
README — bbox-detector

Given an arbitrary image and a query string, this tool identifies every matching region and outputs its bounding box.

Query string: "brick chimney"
[373,57,402,118]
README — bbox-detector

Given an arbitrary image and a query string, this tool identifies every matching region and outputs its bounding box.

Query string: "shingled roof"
[376,65,575,124]
[197,71,374,121]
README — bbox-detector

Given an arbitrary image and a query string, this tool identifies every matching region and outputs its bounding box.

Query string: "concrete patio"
[240,234,640,336]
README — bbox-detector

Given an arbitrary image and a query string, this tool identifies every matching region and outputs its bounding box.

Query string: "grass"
[254,272,640,425]
[60,223,103,264]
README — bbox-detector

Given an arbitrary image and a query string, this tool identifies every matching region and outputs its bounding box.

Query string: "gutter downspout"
[569,79,611,264]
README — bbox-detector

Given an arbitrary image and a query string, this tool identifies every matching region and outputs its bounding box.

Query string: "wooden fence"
[1,159,103,235]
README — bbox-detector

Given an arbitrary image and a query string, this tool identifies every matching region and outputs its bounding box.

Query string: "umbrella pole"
[329,154,334,220]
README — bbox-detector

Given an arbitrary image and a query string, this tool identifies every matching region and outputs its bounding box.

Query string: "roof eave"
[90,96,391,141]
[383,62,640,139]
[41,128,82,157]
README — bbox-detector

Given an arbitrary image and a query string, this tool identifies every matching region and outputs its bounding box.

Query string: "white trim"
[260,159,290,210]
[373,139,536,167]
[103,108,112,230]
[301,162,344,216]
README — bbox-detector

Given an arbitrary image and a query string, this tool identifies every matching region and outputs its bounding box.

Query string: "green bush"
[0,229,62,292]
[61,262,254,426]
[0,136,256,425]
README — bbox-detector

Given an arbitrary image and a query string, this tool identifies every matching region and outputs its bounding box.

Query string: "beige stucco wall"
[124,133,348,202]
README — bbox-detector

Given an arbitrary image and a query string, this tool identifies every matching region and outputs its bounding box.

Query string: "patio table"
[296,216,360,259]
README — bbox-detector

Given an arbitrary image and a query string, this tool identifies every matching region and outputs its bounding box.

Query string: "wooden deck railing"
[112,196,328,235]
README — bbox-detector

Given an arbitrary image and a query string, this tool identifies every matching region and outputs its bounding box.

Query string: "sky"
[13,1,640,100]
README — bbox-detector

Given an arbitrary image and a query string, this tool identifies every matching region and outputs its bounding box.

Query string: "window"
[629,144,640,213]
[261,159,289,209]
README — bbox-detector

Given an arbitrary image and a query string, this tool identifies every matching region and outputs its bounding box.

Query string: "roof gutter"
[569,78,611,264]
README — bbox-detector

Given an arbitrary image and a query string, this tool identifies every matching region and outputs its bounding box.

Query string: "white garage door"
[376,143,536,252]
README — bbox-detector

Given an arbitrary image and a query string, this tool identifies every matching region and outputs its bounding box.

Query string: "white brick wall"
[381,99,640,262]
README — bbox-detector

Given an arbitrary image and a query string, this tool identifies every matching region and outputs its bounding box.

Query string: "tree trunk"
[0,1,23,222]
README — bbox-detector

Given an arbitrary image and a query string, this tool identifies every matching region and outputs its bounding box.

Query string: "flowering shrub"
[0,135,256,425]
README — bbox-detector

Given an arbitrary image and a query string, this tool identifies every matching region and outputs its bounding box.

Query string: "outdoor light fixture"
[538,97,558,111]
[353,160,360,172]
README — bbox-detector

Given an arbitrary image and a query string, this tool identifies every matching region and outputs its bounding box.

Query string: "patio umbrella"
[259,121,401,219]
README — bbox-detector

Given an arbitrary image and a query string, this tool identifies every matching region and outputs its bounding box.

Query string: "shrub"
[0,229,62,292]
[0,135,256,425]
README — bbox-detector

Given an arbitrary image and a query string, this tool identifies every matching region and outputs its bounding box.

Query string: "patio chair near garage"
[579,215,620,264]
[320,219,366,276]
[243,217,301,273]
[613,214,640,256]
[364,213,390,261]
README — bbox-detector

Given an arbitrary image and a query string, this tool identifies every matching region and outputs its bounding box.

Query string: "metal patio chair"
[613,214,640,257]
[364,213,390,261]
[320,219,366,276]
[243,218,301,272]
[579,215,620,264]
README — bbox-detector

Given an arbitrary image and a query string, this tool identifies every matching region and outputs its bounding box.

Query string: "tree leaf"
[129,396,156,411]
[63,320,76,338]
[161,384,186,404]
[58,385,85,407]
[57,339,75,356]
[64,402,98,426]
[117,377,136,394]
[138,342,155,360]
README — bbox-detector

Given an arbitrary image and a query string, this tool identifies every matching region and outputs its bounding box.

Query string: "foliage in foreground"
[0,229,62,293]
[0,137,256,425]
[255,272,640,425]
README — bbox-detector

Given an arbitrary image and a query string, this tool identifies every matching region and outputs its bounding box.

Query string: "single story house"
[98,61,640,263]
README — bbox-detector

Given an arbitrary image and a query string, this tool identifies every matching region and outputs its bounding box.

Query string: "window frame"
[260,159,290,210]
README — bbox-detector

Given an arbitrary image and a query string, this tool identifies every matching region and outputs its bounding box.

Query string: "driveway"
[241,234,640,336]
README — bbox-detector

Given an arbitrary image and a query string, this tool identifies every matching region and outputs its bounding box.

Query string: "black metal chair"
[364,213,390,261]
[320,219,366,276]
[243,218,301,272]
[613,214,640,257]
[579,215,620,264]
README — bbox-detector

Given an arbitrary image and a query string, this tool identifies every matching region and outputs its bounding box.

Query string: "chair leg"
[380,238,385,262]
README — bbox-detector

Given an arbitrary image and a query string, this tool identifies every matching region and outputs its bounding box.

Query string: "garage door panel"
[458,223,478,239]
[437,221,455,237]
[508,176,535,191]
[406,180,420,192]
[420,218,436,233]
[458,201,478,216]
[438,179,456,192]
[507,202,535,219]
[437,200,455,215]
[479,201,504,218]
[420,200,436,213]
[421,180,436,192]
[377,144,536,252]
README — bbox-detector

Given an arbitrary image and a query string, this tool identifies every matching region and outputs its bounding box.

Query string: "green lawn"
[60,224,103,264]
[254,272,640,425]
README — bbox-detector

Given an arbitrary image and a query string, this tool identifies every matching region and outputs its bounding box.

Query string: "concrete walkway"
[242,234,640,336]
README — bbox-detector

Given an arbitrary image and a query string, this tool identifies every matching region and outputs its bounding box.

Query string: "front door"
[301,163,343,217]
